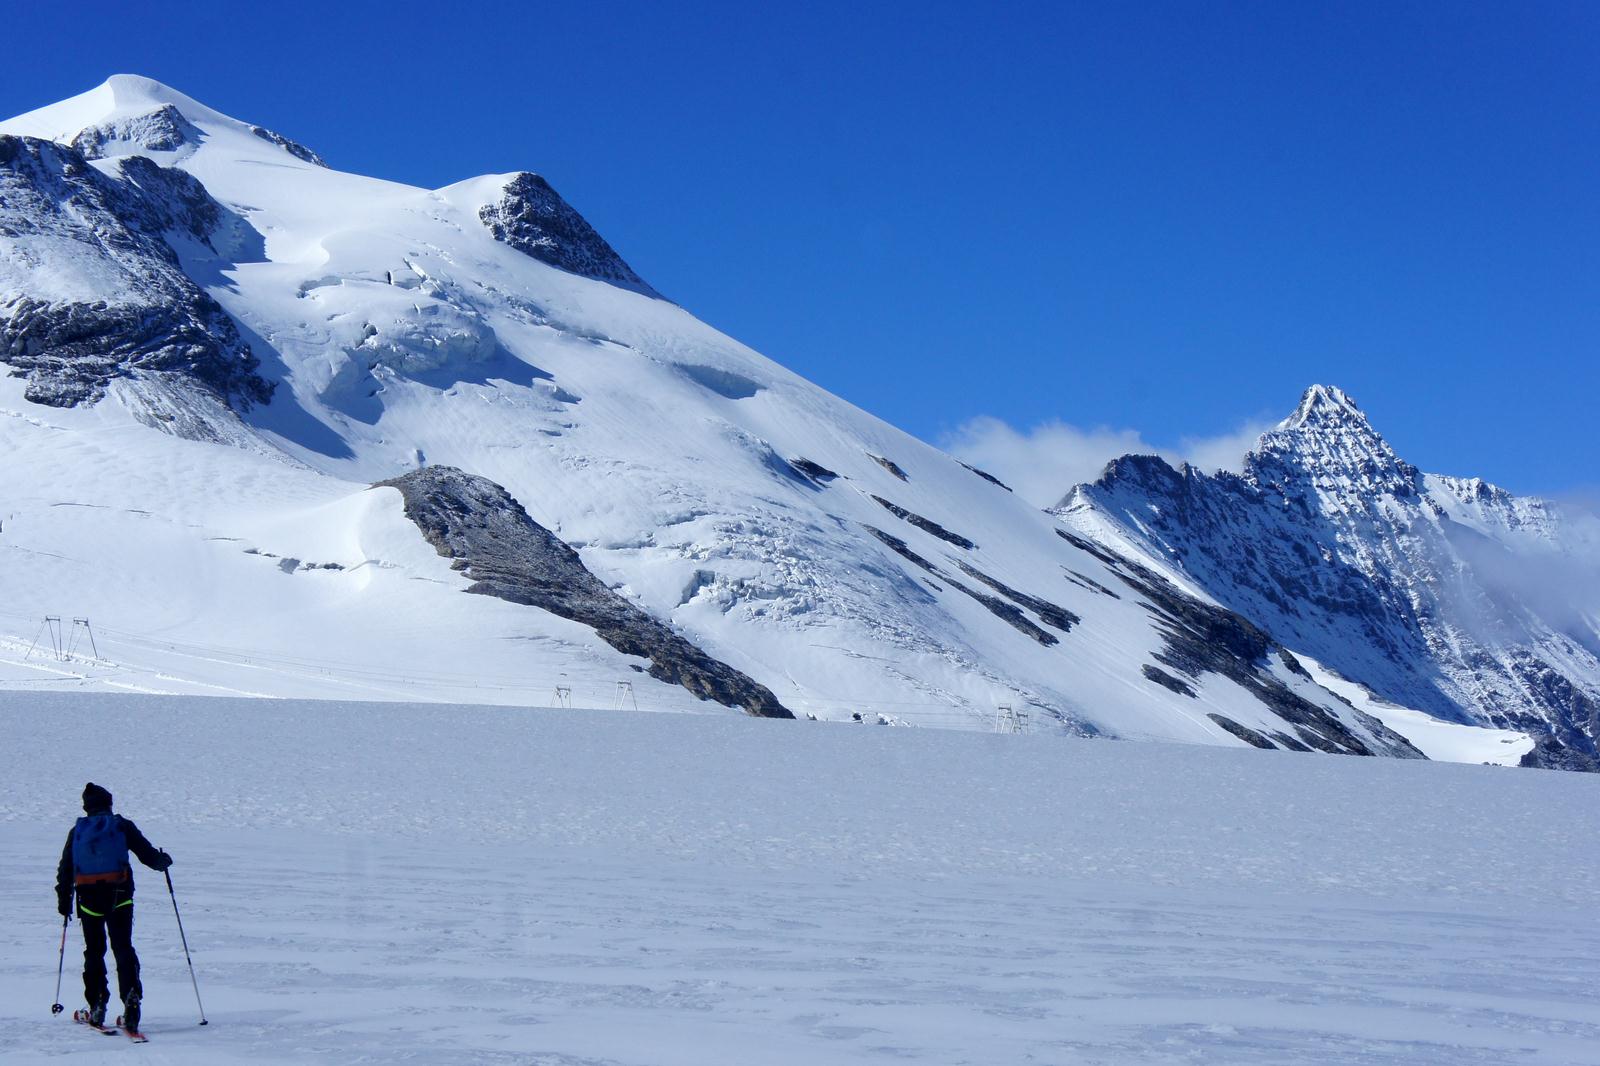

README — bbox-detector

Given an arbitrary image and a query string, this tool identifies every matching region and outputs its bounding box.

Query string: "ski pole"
[50,915,68,1015]
[164,869,208,1025]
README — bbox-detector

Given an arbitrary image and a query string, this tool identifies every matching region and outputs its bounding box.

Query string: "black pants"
[79,893,140,1008]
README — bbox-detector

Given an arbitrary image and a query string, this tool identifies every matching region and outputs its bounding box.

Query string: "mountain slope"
[0,77,1540,763]
[1057,385,1600,770]
[0,134,270,417]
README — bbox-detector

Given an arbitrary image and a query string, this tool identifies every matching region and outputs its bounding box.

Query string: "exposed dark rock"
[1208,714,1277,750]
[1057,528,1424,759]
[1145,577,1272,670]
[1278,648,1313,680]
[958,461,1012,492]
[479,173,656,296]
[956,585,1058,646]
[1055,527,1130,569]
[863,525,937,574]
[869,454,908,481]
[1063,568,1121,599]
[112,156,222,244]
[1512,661,1600,770]
[769,455,819,489]
[954,561,1078,632]
[1520,733,1600,773]
[378,466,792,719]
[871,495,975,549]
[71,104,198,158]
[790,458,838,483]
[1270,731,1314,753]
[249,125,328,167]
[1143,664,1196,698]
[863,525,1057,646]
[1059,386,1600,770]
[0,135,272,416]
[1291,725,1347,755]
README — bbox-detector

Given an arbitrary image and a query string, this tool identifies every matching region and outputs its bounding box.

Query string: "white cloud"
[941,416,1154,508]
[1555,486,1600,519]
[941,416,1274,508]
[1178,420,1276,477]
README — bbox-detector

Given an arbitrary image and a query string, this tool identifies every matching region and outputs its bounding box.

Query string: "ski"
[115,1014,150,1043]
[71,1008,118,1036]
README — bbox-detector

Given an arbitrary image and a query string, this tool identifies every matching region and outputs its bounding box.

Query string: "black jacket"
[55,809,167,915]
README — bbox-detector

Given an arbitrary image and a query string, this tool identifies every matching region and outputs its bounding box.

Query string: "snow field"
[2,692,1598,1063]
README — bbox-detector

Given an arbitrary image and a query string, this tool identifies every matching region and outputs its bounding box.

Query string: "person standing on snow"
[55,783,172,1032]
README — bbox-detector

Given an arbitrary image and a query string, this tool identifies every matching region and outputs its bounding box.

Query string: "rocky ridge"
[1057,386,1600,770]
[0,134,271,417]
[377,466,793,719]
[479,172,657,296]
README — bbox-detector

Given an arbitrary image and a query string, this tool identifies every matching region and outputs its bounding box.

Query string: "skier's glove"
[58,898,72,918]
[155,850,173,871]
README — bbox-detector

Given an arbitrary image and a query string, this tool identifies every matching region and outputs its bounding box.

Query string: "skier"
[55,783,172,1033]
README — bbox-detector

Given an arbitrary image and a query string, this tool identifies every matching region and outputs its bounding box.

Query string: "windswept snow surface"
[3,694,1598,1064]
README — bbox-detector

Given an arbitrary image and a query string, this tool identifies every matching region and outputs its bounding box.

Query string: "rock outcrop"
[378,466,793,718]
[0,135,271,415]
[479,172,656,295]
[248,125,327,167]
[71,103,199,158]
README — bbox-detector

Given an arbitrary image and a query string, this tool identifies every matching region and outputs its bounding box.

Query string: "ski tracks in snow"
[4,834,1598,1064]
[2,695,1598,1064]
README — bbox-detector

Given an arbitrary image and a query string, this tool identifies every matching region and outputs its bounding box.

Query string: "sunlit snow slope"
[0,77,1518,760]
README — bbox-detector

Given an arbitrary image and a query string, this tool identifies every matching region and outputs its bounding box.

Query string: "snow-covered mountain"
[0,76,1554,766]
[1057,385,1600,770]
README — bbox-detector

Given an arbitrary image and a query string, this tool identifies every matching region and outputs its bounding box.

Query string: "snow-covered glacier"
[2,77,1592,768]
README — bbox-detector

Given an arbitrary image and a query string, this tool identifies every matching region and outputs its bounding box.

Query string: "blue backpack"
[72,814,128,878]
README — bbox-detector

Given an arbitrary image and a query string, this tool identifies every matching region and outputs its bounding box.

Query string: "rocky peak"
[0,133,271,414]
[478,172,658,297]
[1058,382,1600,770]
[1247,385,1420,501]
[71,103,200,159]
[1279,383,1365,431]
[0,75,327,171]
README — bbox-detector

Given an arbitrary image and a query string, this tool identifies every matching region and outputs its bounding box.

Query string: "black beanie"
[82,782,112,813]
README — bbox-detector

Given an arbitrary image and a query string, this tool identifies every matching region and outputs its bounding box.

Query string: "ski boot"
[117,992,141,1035]
[72,998,117,1035]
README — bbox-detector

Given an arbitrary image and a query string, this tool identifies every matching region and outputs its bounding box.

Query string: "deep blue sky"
[3,2,1596,497]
